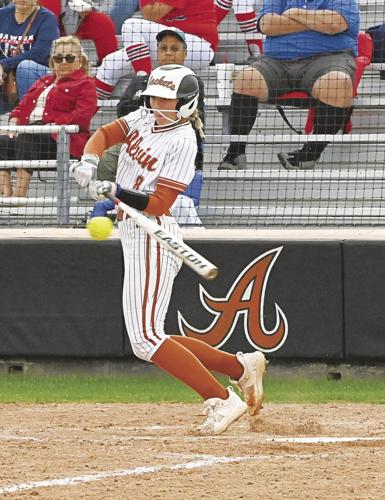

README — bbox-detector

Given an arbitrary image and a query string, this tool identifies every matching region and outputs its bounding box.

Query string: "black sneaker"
[218,154,247,170]
[277,146,321,170]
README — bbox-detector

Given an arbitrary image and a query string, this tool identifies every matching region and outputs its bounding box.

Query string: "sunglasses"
[52,54,77,64]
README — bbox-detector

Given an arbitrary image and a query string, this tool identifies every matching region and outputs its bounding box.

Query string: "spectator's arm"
[6,116,19,138]
[54,79,98,130]
[283,9,348,35]
[140,1,174,22]
[117,75,148,118]
[0,12,59,71]
[259,13,307,35]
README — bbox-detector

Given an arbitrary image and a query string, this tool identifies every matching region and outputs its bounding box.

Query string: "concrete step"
[197,204,385,227]
[199,168,385,203]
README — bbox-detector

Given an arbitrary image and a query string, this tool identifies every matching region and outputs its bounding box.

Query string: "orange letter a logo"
[177,247,288,352]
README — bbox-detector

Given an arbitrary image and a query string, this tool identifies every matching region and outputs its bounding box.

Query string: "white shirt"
[28,83,55,123]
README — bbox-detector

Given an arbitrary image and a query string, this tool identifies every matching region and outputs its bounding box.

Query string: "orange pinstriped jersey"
[115,109,196,196]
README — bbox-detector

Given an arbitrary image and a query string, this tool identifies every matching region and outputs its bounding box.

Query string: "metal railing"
[0,124,78,225]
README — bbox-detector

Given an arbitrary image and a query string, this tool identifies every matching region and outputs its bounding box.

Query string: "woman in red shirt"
[0,35,97,198]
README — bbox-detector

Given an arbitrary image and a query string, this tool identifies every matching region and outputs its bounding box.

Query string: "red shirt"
[140,0,218,51]
[40,0,118,63]
[10,69,98,159]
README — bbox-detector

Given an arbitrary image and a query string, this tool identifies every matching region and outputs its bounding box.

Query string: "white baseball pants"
[119,214,182,361]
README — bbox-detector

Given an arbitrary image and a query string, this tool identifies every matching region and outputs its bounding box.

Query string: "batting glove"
[69,154,99,188]
[88,180,122,201]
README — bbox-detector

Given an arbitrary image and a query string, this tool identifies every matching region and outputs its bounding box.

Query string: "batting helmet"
[141,64,199,119]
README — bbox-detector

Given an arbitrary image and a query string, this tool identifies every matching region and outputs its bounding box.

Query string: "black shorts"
[249,51,356,102]
[0,133,57,173]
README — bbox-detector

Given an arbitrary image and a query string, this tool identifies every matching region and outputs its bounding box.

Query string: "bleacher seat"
[275,32,373,135]
[3,7,385,227]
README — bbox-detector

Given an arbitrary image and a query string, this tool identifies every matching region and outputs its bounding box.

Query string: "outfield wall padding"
[0,241,125,357]
[343,241,385,360]
[0,238,383,361]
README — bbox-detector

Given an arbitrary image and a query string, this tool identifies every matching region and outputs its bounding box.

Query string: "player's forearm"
[84,120,127,158]
[259,13,307,35]
[118,184,178,216]
[83,129,110,158]
[283,9,348,34]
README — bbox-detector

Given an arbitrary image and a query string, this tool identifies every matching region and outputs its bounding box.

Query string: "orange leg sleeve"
[151,338,228,401]
[171,335,244,380]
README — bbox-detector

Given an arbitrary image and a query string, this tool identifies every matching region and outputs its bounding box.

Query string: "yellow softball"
[87,216,113,241]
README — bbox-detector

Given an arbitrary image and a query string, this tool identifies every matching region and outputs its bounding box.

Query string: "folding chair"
[275,31,373,136]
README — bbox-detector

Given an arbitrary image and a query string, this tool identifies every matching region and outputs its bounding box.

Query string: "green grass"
[0,374,384,404]
[266,377,385,404]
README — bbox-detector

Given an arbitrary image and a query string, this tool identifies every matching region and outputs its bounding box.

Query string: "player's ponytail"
[189,110,205,140]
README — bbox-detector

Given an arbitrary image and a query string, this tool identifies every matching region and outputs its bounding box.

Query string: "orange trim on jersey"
[157,177,188,193]
[142,235,156,347]
[146,184,179,216]
[116,117,130,136]
[84,119,129,158]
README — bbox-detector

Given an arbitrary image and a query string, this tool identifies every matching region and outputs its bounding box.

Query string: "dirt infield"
[0,403,384,499]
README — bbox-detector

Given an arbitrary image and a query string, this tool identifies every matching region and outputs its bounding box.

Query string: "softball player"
[70,64,267,434]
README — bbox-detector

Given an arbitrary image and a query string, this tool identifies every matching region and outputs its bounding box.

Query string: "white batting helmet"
[141,64,199,119]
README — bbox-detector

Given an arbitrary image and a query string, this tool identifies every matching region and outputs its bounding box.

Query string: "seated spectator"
[0,0,59,112]
[96,30,205,223]
[215,0,263,58]
[218,0,359,170]
[98,29,205,181]
[95,0,218,99]
[40,0,118,65]
[0,36,97,197]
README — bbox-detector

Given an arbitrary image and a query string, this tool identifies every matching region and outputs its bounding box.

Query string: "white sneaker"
[230,351,267,417]
[196,386,247,434]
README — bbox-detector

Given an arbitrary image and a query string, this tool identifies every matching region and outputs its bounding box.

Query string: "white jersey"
[115,108,196,196]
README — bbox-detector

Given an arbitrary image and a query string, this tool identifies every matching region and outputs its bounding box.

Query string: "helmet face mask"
[141,65,199,127]
[144,95,182,127]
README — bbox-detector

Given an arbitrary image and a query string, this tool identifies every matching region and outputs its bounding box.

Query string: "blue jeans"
[109,0,139,34]
[16,60,50,99]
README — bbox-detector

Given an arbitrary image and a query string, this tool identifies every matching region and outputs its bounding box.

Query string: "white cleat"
[196,386,247,434]
[230,351,267,418]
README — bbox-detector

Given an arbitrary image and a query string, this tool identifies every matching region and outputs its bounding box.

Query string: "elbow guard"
[119,188,149,211]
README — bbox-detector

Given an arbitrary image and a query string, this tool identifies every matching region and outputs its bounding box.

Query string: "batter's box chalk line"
[270,436,385,444]
[0,434,40,442]
[0,452,328,494]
